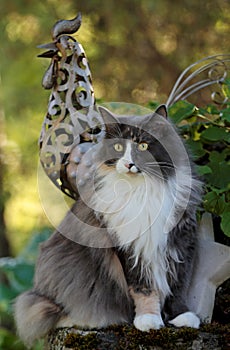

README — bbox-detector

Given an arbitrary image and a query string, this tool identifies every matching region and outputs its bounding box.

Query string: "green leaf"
[0,284,18,317]
[221,109,230,123]
[197,165,212,176]
[221,207,230,237]
[0,258,34,293]
[201,126,230,142]
[203,191,226,215]
[222,78,230,98]
[206,151,230,189]
[209,150,227,163]
[0,284,17,302]
[186,139,206,160]
[203,104,220,115]
[169,100,196,124]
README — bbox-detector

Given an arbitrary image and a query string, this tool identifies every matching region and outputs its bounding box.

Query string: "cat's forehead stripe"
[119,124,142,142]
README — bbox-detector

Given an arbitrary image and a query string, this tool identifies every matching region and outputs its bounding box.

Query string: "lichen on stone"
[46,323,230,350]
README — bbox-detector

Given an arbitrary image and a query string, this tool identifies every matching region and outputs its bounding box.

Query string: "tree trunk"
[0,109,10,292]
[0,180,10,259]
[0,107,11,285]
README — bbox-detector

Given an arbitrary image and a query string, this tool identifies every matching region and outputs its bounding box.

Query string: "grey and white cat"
[15,105,202,347]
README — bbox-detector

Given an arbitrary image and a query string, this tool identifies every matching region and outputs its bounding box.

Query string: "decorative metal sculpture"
[38,14,230,200]
[38,13,104,199]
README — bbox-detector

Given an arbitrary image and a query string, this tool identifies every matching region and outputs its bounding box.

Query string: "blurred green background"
[0,0,229,348]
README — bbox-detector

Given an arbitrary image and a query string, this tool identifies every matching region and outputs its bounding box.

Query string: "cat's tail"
[14,290,63,347]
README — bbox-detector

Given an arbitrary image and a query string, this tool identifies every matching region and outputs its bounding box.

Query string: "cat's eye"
[138,142,148,151]
[114,143,123,152]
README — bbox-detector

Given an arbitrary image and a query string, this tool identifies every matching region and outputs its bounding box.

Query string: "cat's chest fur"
[93,171,173,242]
[91,169,176,296]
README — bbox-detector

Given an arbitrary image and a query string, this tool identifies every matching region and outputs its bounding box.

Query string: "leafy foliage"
[168,98,230,237]
[0,229,51,350]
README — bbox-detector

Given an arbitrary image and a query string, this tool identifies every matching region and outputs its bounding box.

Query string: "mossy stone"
[46,323,230,350]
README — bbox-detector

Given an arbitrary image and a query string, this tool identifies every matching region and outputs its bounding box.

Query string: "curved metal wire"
[166,54,230,107]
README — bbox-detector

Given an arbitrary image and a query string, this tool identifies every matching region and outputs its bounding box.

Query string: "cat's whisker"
[144,167,166,181]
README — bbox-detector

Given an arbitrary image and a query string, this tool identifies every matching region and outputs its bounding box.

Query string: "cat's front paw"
[169,312,200,328]
[134,313,164,332]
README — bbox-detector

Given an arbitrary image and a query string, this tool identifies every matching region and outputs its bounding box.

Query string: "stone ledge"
[45,323,230,350]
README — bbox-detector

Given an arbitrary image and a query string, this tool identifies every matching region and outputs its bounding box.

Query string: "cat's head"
[96,105,179,180]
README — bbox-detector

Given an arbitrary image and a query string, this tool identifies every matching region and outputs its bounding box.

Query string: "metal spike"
[37,42,57,50]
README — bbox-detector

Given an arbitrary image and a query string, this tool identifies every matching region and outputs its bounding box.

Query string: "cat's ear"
[97,106,118,126]
[155,104,168,119]
[142,105,169,138]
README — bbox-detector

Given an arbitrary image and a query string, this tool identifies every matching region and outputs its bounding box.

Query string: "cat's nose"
[125,163,139,173]
[125,163,135,169]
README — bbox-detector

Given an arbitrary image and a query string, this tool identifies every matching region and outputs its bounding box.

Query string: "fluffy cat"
[14,105,202,347]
